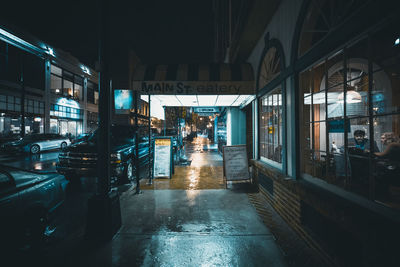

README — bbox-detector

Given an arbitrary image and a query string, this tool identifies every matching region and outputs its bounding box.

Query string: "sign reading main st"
[132,81,254,95]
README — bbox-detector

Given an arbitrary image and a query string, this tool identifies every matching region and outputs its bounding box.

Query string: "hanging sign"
[153,137,173,178]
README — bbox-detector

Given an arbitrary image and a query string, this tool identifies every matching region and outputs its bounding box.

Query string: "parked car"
[0,133,71,154]
[0,133,22,146]
[0,165,66,249]
[56,125,151,184]
[70,133,92,144]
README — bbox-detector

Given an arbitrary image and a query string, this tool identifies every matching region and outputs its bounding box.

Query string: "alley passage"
[141,137,225,190]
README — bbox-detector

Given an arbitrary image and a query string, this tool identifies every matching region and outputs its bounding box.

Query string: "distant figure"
[331,141,338,153]
[374,132,400,189]
[349,129,379,153]
[375,132,400,160]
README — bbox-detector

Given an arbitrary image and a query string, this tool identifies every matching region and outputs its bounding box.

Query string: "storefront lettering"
[140,81,246,94]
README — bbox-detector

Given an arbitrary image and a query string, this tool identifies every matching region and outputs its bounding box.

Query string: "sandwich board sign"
[153,137,173,178]
[222,145,250,186]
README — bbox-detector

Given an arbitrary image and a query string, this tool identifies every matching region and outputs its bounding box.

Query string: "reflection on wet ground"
[60,189,287,267]
[141,166,225,190]
[141,137,225,190]
[0,150,59,173]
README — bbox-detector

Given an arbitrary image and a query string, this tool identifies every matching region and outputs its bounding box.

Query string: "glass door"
[59,120,68,136]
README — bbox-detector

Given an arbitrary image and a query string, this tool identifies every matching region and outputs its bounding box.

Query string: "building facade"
[214,0,400,266]
[0,23,99,138]
[242,1,400,266]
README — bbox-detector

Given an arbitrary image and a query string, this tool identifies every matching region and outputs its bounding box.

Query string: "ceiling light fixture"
[337,91,362,103]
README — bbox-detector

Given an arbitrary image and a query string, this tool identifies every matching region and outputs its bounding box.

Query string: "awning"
[131,63,255,95]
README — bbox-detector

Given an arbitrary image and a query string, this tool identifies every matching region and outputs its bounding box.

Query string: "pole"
[20,54,25,137]
[148,94,153,185]
[85,0,121,241]
[97,0,111,197]
[163,106,166,136]
[134,90,141,194]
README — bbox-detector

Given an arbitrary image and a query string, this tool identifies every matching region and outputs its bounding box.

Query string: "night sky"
[1,0,214,68]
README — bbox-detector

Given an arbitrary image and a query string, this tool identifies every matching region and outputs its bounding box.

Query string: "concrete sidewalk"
[63,189,288,267]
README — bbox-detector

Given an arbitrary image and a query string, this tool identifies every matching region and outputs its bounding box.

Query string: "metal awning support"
[147,94,153,185]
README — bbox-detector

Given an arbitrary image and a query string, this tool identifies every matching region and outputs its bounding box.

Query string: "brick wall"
[253,160,337,265]
[251,160,400,266]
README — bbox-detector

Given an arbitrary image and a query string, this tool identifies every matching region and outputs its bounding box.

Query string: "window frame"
[256,37,287,173]
[50,64,84,101]
[298,22,400,205]
[259,85,286,171]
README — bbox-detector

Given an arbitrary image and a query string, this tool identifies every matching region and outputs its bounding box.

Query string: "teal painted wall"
[227,107,246,146]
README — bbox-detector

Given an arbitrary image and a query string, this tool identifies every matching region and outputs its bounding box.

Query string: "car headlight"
[111,153,122,164]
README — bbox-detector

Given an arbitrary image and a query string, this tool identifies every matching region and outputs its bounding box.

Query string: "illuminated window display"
[299,22,400,208]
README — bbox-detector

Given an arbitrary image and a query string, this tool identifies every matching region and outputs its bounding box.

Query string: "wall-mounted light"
[81,65,91,75]
[395,37,400,46]
[34,117,42,122]
[44,45,55,57]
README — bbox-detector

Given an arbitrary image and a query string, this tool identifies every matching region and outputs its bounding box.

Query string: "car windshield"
[22,134,42,141]
[88,126,135,145]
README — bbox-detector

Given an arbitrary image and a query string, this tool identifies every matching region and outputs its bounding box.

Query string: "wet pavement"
[61,189,287,267]
[3,137,292,267]
[55,137,287,266]
[141,137,225,190]
[0,150,59,173]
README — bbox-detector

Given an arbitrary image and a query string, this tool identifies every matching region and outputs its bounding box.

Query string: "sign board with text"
[132,81,254,95]
[222,145,250,182]
[153,137,173,178]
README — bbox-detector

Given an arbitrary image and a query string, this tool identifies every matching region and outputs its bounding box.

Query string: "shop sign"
[56,98,80,109]
[114,90,134,110]
[132,81,254,95]
[223,145,250,183]
[194,107,219,113]
[153,137,173,179]
[197,113,214,117]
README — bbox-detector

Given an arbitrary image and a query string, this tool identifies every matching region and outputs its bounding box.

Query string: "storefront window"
[94,91,99,105]
[74,83,82,100]
[74,75,83,100]
[87,81,95,104]
[51,74,62,95]
[63,80,73,98]
[51,65,84,101]
[259,87,283,168]
[300,22,400,209]
[50,118,58,133]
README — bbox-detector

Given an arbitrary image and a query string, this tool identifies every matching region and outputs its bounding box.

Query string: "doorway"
[138,95,253,190]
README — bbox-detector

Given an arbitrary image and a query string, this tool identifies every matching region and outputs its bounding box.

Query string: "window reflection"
[259,87,283,167]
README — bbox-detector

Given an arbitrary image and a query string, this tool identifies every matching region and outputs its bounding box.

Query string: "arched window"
[257,39,285,170]
[258,46,281,90]
[298,0,369,57]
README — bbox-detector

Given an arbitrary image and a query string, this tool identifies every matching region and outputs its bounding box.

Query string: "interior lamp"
[337,91,362,103]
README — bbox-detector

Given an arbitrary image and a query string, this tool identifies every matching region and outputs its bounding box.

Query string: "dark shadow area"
[228,180,259,193]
